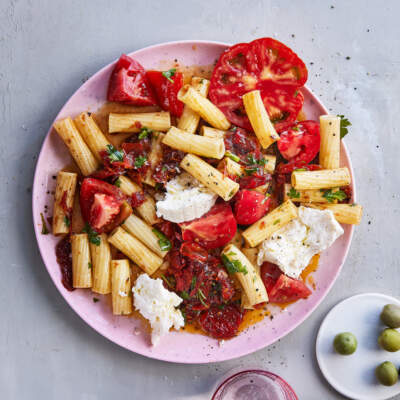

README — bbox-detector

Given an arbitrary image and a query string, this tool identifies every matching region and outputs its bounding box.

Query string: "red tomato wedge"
[277,120,320,164]
[209,38,307,131]
[234,189,270,225]
[199,304,243,339]
[147,70,184,116]
[179,203,237,250]
[268,275,312,303]
[80,178,126,232]
[107,54,157,106]
[260,262,283,293]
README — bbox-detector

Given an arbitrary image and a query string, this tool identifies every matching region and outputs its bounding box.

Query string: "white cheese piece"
[132,273,184,346]
[257,206,344,278]
[156,173,217,223]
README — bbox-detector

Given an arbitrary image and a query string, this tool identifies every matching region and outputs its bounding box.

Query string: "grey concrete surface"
[1,0,399,399]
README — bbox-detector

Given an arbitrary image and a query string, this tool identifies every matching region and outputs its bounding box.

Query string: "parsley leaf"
[152,228,172,251]
[287,187,300,199]
[134,155,147,168]
[161,274,172,288]
[244,167,258,176]
[114,178,121,188]
[40,213,49,235]
[261,193,271,204]
[294,168,307,172]
[292,126,300,131]
[338,115,351,138]
[106,144,124,162]
[225,151,240,163]
[64,216,70,227]
[162,68,176,83]
[138,127,152,139]
[180,291,190,300]
[294,90,299,97]
[322,189,347,203]
[82,223,101,246]
[221,254,248,275]
[197,288,208,307]
[190,276,197,292]
[273,219,281,225]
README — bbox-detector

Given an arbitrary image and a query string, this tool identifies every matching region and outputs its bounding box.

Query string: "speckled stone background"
[1,0,399,399]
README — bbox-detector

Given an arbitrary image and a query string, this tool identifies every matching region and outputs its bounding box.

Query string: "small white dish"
[316,293,400,400]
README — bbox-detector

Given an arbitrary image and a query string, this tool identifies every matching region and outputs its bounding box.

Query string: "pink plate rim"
[32,40,355,363]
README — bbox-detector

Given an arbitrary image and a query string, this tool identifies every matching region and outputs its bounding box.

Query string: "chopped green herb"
[261,193,271,204]
[161,274,172,288]
[322,189,347,203]
[138,127,152,139]
[40,213,49,234]
[230,126,238,132]
[228,189,235,198]
[287,187,300,199]
[244,167,258,176]
[273,219,281,225]
[221,254,248,275]
[134,155,147,168]
[197,289,207,307]
[152,228,172,251]
[180,291,190,300]
[88,262,92,269]
[63,215,70,227]
[93,297,100,303]
[292,126,300,131]
[337,115,351,138]
[294,90,299,97]
[225,151,240,163]
[190,276,197,292]
[162,68,176,83]
[82,223,101,246]
[106,144,124,162]
[114,178,121,188]
[294,168,307,172]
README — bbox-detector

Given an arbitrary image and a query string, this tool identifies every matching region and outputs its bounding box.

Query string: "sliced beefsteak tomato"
[147,70,184,116]
[277,120,320,165]
[179,203,237,250]
[234,189,270,225]
[107,54,157,106]
[209,38,307,131]
[80,178,126,233]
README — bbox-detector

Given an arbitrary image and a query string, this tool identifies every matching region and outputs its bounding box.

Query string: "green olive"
[381,304,400,329]
[378,329,400,352]
[375,361,399,386]
[333,332,358,355]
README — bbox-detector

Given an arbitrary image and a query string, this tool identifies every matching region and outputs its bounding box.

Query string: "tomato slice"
[276,160,322,176]
[180,242,208,262]
[199,304,243,339]
[179,203,237,250]
[277,121,320,164]
[268,275,312,303]
[107,54,157,106]
[147,70,184,117]
[80,178,126,232]
[209,38,307,131]
[234,189,270,225]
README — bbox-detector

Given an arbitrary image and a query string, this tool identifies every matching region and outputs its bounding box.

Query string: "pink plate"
[32,40,355,363]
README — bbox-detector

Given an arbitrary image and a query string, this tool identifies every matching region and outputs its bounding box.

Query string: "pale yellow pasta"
[180,154,239,201]
[53,117,99,176]
[302,203,363,225]
[222,244,268,306]
[143,133,164,186]
[71,234,92,288]
[263,155,276,174]
[240,248,261,310]
[283,183,341,203]
[163,126,225,159]
[109,112,171,133]
[177,77,210,133]
[178,85,230,130]
[111,259,132,315]
[218,157,243,178]
[201,126,226,139]
[122,214,168,258]
[292,167,351,190]
[108,227,163,275]
[74,112,111,161]
[242,90,279,149]
[118,176,159,225]
[253,184,270,195]
[243,200,298,247]
[52,171,77,235]
[319,115,341,169]
[90,234,111,294]
[228,229,243,248]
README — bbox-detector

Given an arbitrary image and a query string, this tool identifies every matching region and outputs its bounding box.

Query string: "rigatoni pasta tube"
[118,176,159,225]
[292,167,351,190]
[122,214,168,258]
[90,234,111,294]
[111,259,132,315]
[177,77,210,133]
[201,126,226,139]
[263,155,276,174]
[163,127,225,159]
[107,227,163,275]
[283,183,340,203]
[74,112,111,161]
[180,154,239,201]
[178,85,230,130]
[302,203,363,225]
[53,117,99,176]
[243,200,298,247]
[218,157,243,178]
[241,248,261,310]
[109,112,171,133]
[71,234,92,288]
[143,133,164,186]
[52,171,77,235]
[242,90,279,149]
[222,244,268,306]
[319,115,341,169]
